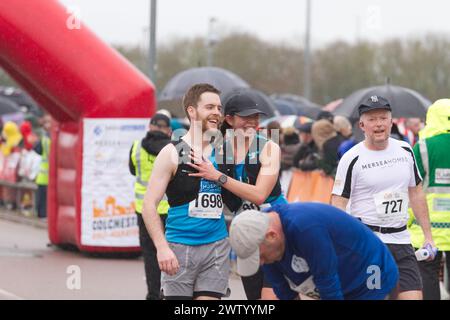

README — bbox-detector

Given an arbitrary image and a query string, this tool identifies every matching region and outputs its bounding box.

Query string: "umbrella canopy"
[222,88,279,119]
[271,99,298,115]
[272,97,321,119]
[322,98,344,112]
[272,94,321,108]
[333,84,431,121]
[259,115,312,129]
[0,87,43,119]
[0,95,21,115]
[159,67,250,102]
[0,87,37,110]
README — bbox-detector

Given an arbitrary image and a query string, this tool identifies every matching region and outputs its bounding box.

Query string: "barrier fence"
[0,150,40,216]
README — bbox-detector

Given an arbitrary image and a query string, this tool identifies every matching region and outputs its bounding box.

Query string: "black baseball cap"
[224,94,267,117]
[297,122,313,133]
[358,95,392,116]
[150,113,170,127]
[316,110,334,122]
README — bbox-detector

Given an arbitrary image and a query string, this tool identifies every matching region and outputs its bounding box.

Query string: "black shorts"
[386,243,423,292]
[241,267,272,300]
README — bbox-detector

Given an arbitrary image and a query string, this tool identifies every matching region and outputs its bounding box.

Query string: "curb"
[0,209,47,229]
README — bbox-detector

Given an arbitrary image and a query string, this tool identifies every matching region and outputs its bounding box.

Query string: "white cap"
[229,210,270,277]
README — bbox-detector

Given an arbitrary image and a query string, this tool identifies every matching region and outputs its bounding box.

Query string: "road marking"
[0,288,23,300]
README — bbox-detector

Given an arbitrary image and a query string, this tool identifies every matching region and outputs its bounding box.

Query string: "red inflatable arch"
[0,0,155,252]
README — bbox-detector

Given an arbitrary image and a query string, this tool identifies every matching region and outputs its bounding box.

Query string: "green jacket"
[408,100,450,250]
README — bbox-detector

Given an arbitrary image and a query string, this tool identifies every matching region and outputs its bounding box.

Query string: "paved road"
[3,216,448,300]
[0,218,246,300]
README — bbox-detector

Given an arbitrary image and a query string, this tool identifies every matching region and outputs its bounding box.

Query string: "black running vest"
[166,140,202,207]
[217,135,282,212]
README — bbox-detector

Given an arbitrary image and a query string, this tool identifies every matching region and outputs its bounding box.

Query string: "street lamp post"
[149,0,157,83]
[303,0,311,101]
[206,17,217,67]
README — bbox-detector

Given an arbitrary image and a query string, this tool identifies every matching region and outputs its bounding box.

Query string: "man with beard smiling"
[141,83,230,300]
[187,93,284,300]
[331,95,436,300]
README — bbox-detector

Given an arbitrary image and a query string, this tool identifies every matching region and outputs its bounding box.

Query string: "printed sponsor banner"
[81,118,147,247]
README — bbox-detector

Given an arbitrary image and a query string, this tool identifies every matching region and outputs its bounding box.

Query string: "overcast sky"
[59,0,450,48]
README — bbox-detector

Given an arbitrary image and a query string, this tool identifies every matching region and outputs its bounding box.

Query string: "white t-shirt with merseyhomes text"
[332,138,422,244]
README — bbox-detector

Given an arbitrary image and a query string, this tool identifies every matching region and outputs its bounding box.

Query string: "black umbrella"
[222,88,279,119]
[271,98,297,115]
[333,84,431,121]
[272,94,321,109]
[272,97,321,119]
[0,87,37,110]
[0,96,21,115]
[159,67,250,102]
[0,87,44,117]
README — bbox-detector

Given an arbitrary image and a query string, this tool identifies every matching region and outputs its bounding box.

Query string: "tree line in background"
[1,32,449,105]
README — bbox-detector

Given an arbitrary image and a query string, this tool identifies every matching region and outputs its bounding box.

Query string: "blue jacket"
[263,202,398,300]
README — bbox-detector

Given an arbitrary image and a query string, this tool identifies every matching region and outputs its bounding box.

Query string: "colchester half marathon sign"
[81,118,147,247]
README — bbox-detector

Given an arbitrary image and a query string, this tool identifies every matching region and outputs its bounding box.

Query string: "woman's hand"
[187,150,222,182]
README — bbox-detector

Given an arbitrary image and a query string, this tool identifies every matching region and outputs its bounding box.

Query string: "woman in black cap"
[188,92,287,300]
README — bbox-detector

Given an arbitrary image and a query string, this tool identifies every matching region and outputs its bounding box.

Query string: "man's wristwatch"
[217,174,228,186]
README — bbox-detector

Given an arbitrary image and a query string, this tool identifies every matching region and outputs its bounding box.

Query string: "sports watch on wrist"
[217,174,228,186]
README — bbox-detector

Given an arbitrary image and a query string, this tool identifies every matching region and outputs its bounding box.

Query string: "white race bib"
[373,190,408,223]
[189,192,223,219]
[285,276,320,300]
[236,201,271,215]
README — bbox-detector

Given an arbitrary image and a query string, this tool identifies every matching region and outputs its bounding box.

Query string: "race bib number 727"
[373,190,408,223]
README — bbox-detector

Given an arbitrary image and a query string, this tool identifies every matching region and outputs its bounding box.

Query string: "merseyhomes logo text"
[361,157,408,170]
